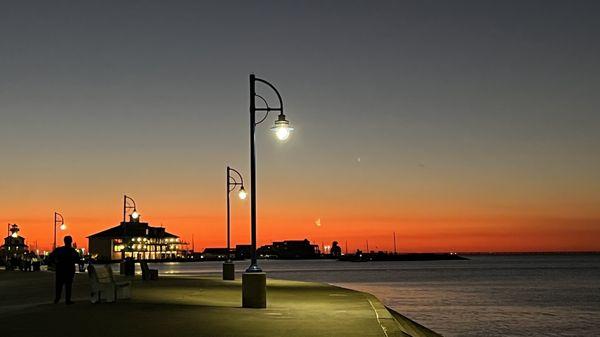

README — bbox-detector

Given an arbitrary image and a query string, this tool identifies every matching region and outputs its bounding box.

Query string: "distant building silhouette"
[201,248,232,260]
[235,244,252,260]
[257,239,320,259]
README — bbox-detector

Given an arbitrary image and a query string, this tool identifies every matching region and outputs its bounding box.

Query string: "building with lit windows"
[88,214,185,262]
[1,224,29,266]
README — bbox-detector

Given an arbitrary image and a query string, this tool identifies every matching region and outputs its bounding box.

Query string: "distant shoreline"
[337,252,468,262]
[457,251,600,255]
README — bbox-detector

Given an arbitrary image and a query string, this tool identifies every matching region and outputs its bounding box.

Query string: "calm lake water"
[145,254,600,337]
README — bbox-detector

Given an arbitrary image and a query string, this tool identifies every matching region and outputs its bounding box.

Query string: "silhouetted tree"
[330,241,342,257]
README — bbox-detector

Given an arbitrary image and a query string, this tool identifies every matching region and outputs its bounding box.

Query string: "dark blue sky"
[1,1,599,250]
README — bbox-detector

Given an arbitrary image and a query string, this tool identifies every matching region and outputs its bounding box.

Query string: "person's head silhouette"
[63,235,73,247]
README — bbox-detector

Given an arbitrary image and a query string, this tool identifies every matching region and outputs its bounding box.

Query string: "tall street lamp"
[243,74,293,308]
[223,166,246,280]
[53,212,67,250]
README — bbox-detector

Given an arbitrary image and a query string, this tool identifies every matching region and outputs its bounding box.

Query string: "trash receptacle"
[120,259,135,276]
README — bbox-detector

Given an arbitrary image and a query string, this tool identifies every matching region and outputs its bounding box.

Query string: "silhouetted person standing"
[49,236,80,304]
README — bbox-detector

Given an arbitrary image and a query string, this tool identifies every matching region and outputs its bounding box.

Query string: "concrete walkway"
[0,270,440,337]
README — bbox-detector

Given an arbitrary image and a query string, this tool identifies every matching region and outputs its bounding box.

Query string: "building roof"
[87,221,178,239]
[2,236,28,248]
[202,248,231,254]
[273,239,317,246]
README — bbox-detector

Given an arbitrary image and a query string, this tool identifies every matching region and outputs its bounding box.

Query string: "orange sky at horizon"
[3,193,599,253]
[2,144,599,254]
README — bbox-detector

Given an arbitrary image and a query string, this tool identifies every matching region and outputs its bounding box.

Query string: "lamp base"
[223,262,235,280]
[242,272,266,308]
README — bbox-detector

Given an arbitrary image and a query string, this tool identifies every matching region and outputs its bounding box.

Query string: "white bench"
[88,264,131,303]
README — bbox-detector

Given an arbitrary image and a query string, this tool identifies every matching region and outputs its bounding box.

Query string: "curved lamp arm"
[123,195,139,222]
[124,195,137,211]
[54,212,64,226]
[255,77,284,112]
[254,94,271,125]
[227,166,245,192]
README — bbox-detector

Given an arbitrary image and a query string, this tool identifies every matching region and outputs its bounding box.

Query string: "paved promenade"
[0,269,440,337]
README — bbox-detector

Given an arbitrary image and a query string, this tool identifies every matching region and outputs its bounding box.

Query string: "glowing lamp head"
[11,232,18,238]
[271,114,293,141]
[131,211,140,220]
[238,187,247,200]
[59,223,67,231]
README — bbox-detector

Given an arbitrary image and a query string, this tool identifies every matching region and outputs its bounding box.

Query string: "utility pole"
[393,231,397,254]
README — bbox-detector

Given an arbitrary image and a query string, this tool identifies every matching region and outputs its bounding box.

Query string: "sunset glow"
[1,1,598,255]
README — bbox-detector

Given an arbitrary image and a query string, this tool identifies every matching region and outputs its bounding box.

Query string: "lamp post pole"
[247,74,291,272]
[121,195,139,274]
[224,166,245,280]
[243,74,293,308]
[122,195,139,241]
[248,74,258,272]
[226,166,245,261]
[53,212,65,250]
[227,168,231,257]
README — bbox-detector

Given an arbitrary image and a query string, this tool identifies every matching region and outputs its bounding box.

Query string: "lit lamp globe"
[59,223,67,231]
[238,187,247,200]
[271,115,293,141]
[11,232,18,238]
[131,211,140,220]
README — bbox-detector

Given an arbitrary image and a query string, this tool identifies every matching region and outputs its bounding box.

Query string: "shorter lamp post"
[53,212,67,250]
[121,195,139,275]
[223,166,246,280]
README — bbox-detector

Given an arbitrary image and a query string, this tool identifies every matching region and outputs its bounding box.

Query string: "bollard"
[242,272,266,308]
[223,262,235,280]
